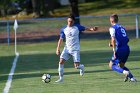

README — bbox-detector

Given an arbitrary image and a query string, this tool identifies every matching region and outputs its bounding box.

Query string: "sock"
[75,64,83,69]
[123,66,129,71]
[112,64,124,73]
[58,64,64,80]
[123,66,133,79]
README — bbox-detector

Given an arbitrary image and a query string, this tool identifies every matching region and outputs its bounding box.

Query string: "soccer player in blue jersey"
[109,14,137,82]
[55,14,98,82]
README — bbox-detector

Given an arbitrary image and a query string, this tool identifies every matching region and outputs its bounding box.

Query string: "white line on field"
[3,53,19,93]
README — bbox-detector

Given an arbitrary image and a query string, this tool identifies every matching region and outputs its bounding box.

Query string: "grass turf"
[0,38,140,93]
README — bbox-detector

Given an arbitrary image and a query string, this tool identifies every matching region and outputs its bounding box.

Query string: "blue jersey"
[110,24,130,63]
[112,24,129,48]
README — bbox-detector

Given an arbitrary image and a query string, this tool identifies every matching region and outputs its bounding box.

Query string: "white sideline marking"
[3,53,19,93]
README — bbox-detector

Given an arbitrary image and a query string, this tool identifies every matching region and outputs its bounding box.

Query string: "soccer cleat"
[130,78,137,82]
[123,70,129,82]
[124,76,128,82]
[55,78,63,83]
[80,64,84,76]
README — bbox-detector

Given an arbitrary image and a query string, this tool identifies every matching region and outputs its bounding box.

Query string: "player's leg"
[109,60,131,82]
[118,47,136,82]
[109,51,125,73]
[119,61,136,82]
[74,62,84,76]
[110,48,130,73]
[109,60,124,73]
[72,51,84,76]
[55,58,65,83]
[119,62,130,82]
[55,48,70,83]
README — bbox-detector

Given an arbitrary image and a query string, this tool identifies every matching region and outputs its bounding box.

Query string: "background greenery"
[0,0,140,19]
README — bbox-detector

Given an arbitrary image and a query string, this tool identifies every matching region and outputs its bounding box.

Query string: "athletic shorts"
[60,47,80,62]
[111,46,130,64]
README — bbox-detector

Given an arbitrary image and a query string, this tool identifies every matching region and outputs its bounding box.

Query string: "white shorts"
[60,47,80,62]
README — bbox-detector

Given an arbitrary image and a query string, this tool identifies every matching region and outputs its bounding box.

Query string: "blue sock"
[123,66,129,71]
[123,67,133,79]
[112,64,124,73]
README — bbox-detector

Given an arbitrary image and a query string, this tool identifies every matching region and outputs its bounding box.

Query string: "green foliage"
[54,0,140,17]
[0,0,10,9]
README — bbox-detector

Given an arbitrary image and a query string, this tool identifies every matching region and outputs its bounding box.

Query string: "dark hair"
[68,14,75,21]
[110,14,119,23]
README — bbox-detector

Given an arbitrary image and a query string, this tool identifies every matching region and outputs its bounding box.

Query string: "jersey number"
[121,28,127,37]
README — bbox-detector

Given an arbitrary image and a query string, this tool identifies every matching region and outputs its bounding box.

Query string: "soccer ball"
[42,74,51,83]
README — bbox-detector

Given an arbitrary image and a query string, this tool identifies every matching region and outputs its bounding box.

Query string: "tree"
[31,0,56,17]
[0,0,11,16]
[31,0,40,17]
[69,0,80,24]
[0,0,23,16]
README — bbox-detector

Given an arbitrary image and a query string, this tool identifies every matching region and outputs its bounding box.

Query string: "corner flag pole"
[136,15,139,38]
[13,19,19,56]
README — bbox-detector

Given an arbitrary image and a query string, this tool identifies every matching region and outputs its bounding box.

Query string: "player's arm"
[76,24,98,32]
[56,38,63,55]
[85,26,98,31]
[56,28,65,55]
[111,36,116,58]
[109,27,116,58]
[111,36,116,52]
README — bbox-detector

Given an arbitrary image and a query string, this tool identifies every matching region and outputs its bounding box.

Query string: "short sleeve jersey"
[60,24,85,51]
[109,24,129,48]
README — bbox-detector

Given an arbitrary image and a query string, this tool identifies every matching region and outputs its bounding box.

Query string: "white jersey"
[64,26,80,51]
[60,25,85,51]
[109,27,115,37]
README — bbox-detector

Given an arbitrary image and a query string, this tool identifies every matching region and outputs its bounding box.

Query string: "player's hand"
[91,26,98,31]
[109,42,113,47]
[89,26,98,31]
[56,49,60,56]
[93,26,98,31]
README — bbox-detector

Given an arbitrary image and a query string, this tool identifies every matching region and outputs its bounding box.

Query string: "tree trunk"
[41,0,48,16]
[31,0,40,17]
[69,0,80,24]
[0,9,7,17]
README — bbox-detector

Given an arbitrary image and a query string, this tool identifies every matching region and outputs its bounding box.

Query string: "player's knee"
[59,59,65,64]
[109,65,112,69]
[74,62,80,69]
[74,65,78,69]
[109,61,113,69]
[119,62,125,68]
[59,61,64,64]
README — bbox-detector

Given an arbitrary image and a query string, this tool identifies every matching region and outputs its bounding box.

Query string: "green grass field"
[0,38,140,93]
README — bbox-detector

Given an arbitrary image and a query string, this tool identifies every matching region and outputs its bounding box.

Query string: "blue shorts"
[111,46,130,64]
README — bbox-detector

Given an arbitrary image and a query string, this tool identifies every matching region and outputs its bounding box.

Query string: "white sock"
[130,77,136,80]
[58,64,64,80]
[123,70,129,75]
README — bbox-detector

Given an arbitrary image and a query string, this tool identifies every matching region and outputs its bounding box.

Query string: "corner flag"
[14,20,18,30]
[13,19,19,56]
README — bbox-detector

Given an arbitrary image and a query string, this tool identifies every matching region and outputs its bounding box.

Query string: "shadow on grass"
[0,49,139,81]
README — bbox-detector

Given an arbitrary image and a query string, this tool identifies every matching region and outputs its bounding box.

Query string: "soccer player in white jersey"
[55,14,98,82]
